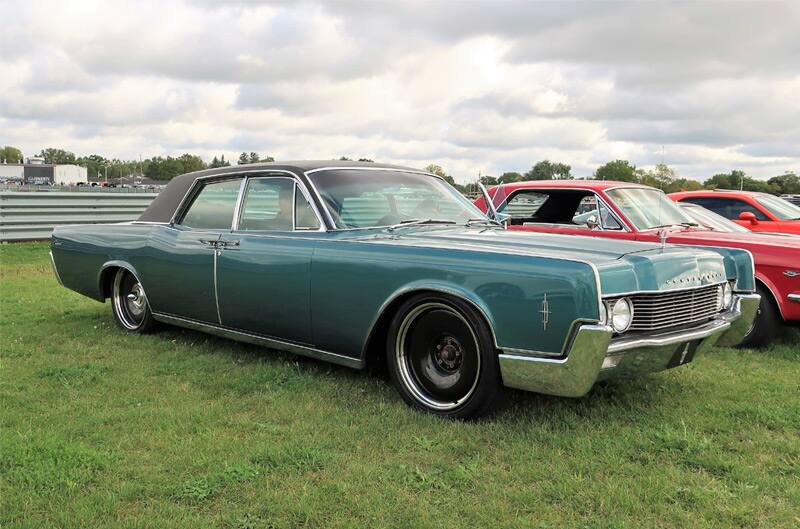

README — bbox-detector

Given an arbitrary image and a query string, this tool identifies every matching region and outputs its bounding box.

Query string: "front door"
[215,176,323,344]
[143,177,242,323]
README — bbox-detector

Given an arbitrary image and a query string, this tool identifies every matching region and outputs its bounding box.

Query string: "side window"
[598,201,623,230]
[499,191,547,220]
[723,199,769,221]
[295,188,321,230]
[179,179,242,229]
[684,197,768,221]
[238,178,321,231]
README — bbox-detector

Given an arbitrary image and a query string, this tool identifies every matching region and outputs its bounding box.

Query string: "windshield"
[606,187,695,230]
[307,169,487,229]
[756,194,800,220]
[679,204,751,233]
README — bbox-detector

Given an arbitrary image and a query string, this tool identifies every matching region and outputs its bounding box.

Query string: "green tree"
[209,155,230,168]
[1,146,23,163]
[524,160,571,180]
[704,170,774,193]
[424,164,448,178]
[38,148,76,164]
[768,172,800,195]
[178,153,206,173]
[479,175,498,186]
[238,152,249,165]
[639,163,676,190]
[595,160,638,182]
[357,158,374,162]
[497,172,523,183]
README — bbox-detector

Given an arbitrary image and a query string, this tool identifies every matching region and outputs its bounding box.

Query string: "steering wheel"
[376,213,406,226]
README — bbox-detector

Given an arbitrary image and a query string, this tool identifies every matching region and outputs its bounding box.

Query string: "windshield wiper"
[465,217,503,227]
[385,219,457,231]
[648,222,699,230]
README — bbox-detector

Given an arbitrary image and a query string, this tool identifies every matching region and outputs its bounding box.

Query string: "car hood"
[349,227,737,295]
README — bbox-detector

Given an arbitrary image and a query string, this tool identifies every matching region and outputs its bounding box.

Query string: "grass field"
[1,242,799,529]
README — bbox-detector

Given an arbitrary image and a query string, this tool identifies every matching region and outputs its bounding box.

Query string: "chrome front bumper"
[498,293,760,397]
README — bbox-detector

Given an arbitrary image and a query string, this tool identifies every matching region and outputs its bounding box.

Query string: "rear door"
[215,175,323,344]
[144,177,243,323]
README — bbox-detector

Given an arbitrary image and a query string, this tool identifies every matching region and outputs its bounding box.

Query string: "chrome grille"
[612,283,724,332]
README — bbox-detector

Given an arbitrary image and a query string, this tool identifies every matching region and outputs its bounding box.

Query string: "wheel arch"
[754,273,785,321]
[98,260,144,301]
[360,283,498,368]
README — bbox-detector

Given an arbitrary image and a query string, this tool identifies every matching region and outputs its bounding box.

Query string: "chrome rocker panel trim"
[152,312,364,370]
[498,294,759,398]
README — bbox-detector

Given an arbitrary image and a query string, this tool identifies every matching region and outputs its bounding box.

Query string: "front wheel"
[386,294,504,419]
[111,268,157,333]
[738,285,781,348]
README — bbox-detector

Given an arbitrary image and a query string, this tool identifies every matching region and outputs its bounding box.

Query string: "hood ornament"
[658,229,669,249]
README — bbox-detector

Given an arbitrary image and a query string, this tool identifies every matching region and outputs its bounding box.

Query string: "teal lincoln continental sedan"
[50,161,760,418]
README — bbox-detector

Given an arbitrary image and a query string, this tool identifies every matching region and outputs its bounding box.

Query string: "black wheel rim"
[396,302,480,410]
[113,270,146,329]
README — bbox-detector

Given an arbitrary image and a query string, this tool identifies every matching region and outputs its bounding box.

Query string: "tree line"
[2,145,798,195]
[473,159,799,196]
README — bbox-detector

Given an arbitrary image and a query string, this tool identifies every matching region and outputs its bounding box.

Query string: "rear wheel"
[386,294,504,419]
[111,268,157,333]
[738,285,781,348]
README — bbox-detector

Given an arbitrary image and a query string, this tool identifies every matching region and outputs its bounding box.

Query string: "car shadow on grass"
[150,322,683,429]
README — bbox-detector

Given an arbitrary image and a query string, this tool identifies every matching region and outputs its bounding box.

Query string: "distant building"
[0,162,88,185]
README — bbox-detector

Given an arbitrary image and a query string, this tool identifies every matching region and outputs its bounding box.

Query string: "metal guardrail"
[0,192,157,242]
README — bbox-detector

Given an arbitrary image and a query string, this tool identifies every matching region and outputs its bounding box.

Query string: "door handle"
[220,240,240,248]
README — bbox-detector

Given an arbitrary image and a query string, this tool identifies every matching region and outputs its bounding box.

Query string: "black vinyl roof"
[137,160,424,223]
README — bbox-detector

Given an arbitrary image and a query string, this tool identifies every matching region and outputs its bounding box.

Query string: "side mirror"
[586,215,600,230]
[495,212,511,226]
[739,211,758,225]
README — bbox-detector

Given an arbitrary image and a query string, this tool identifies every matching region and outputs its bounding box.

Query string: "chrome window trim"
[169,169,327,232]
[171,175,244,229]
[495,187,632,232]
[233,175,324,233]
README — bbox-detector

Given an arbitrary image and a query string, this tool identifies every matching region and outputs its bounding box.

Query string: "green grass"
[1,242,799,529]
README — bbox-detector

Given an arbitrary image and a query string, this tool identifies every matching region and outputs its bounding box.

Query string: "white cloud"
[1,0,799,183]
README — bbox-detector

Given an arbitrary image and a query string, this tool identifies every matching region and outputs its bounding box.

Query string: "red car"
[669,190,800,235]
[475,180,800,347]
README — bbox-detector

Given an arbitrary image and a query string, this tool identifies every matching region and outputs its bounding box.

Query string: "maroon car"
[476,180,800,347]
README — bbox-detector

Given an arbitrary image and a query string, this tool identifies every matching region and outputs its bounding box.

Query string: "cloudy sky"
[2,0,799,182]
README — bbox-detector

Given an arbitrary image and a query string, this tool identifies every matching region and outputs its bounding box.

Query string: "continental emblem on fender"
[784,270,800,278]
[664,271,724,287]
[540,294,550,331]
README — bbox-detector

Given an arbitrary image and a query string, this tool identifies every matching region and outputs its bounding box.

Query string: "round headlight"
[610,298,634,333]
[722,282,734,310]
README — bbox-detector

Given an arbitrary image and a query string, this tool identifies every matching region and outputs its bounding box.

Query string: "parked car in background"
[50,162,757,418]
[780,194,800,207]
[669,190,800,235]
[475,180,795,347]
